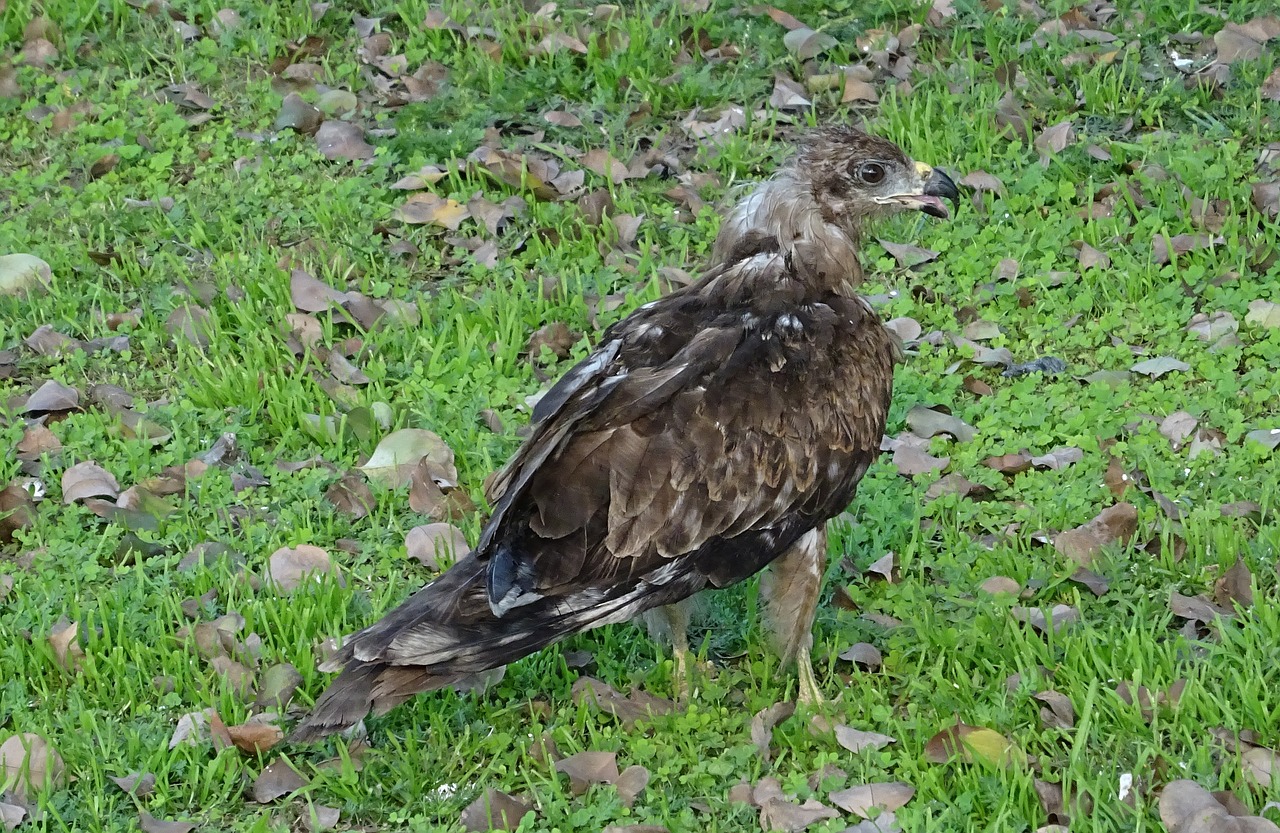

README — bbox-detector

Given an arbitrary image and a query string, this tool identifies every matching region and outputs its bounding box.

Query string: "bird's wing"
[473,239,888,614]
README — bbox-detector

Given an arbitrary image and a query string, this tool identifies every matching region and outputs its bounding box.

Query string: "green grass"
[2,0,1279,830]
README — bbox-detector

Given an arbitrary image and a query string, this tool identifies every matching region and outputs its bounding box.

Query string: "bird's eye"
[855,162,886,184]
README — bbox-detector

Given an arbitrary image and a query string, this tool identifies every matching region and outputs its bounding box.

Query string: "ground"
[1,0,1279,831]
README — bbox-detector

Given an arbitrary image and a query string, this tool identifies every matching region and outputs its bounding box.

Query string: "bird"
[290,125,958,741]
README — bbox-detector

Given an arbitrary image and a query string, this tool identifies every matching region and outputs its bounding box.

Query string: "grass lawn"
[2,0,1280,830]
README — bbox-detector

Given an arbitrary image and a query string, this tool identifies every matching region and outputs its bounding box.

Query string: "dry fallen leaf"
[0,253,53,297]
[1054,502,1138,564]
[1159,779,1280,833]
[138,814,196,833]
[395,193,471,229]
[360,428,455,488]
[1245,300,1280,329]
[252,757,308,803]
[48,618,84,671]
[835,725,896,753]
[879,239,940,269]
[1131,356,1190,378]
[109,771,156,797]
[554,750,620,795]
[1012,603,1081,634]
[906,405,977,442]
[405,522,469,569]
[828,781,915,819]
[267,545,342,592]
[226,721,284,755]
[62,461,120,504]
[460,789,533,831]
[751,701,796,763]
[315,120,374,161]
[924,722,1027,768]
[0,733,66,798]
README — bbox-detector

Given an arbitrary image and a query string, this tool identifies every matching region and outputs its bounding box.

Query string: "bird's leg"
[796,646,825,705]
[759,527,828,705]
[647,600,698,701]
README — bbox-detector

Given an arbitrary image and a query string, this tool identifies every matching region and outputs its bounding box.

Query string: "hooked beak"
[884,162,960,219]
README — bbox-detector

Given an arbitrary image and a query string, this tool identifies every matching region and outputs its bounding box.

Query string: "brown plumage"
[290,126,957,741]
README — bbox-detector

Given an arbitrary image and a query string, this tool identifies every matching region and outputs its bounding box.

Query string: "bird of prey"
[291,126,957,741]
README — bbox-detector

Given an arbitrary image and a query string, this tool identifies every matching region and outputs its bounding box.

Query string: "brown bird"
[291,126,957,741]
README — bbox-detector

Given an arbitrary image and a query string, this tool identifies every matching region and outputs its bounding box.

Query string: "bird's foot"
[671,648,715,702]
[796,648,827,706]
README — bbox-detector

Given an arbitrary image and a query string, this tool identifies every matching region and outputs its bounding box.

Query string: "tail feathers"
[288,662,454,742]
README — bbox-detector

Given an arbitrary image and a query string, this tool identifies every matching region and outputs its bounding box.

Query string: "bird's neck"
[711,174,865,297]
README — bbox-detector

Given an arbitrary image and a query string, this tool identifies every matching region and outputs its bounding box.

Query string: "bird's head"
[795,125,959,229]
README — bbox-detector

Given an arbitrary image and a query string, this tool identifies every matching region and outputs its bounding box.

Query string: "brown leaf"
[274,92,323,134]
[554,750,619,795]
[62,460,120,504]
[1077,242,1110,270]
[0,482,36,545]
[48,618,84,671]
[543,109,583,128]
[570,677,676,727]
[1053,502,1138,565]
[255,663,303,710]
[1034,121,1076,160]
[138,814,196,833]
[1243,747,1277,789]
[24,379,80,413]
[1011,604,1081,634]
[315,121,374,161]
[109,771,156,797]
[168,709,213,749]
[1034,690,1075,729]
[979,576,1021,595]
[1169,591,1232,622]
[924,722,1027,767]
[1068,567,1109,597]
[325,472,374,518]
[395,193,470,229]
[166,304,214,349]
[837,642,882,669]
[267,545,341,592]
[891,445,949,477]
[0,733,65,798]
[615,764,650,808]
[783,27,837,60]
[405,522,469,569]
[1153,233,1222,265]
[751,701,796,762]
[460,789,533,831]
[828,781,915,818]
[1159,411,1199,449]
[1030,446,1083,470]
[835,725,896,753]
[1131,356,1190,378]
[769,73,811,110]
[906,405,977,442]
[227,721,284,754]
[302,805,341,832]
[581,149,631,181]
[360,428,455,488]
[527,322,576,360]
[923,473,989,501]
[879,239,940,269]
[985,453,1032,474]
[1159,779,1280,832]
[758,794,839,832]
[1246,300,1280,329]
[252,757,308,803]
[1214,557,1253,609]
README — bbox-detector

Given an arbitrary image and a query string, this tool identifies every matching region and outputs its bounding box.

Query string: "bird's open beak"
[883,162,960,219]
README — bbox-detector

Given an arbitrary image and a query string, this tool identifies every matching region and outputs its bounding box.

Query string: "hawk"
[291,126,957,740]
